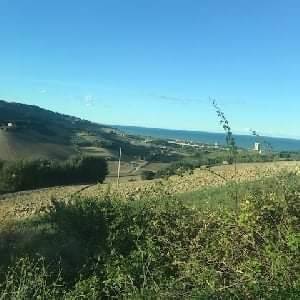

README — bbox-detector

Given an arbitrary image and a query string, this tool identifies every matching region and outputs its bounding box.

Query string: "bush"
[141,170,156,180]
[156,160,195,178]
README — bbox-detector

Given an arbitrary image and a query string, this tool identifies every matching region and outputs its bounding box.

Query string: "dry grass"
[0,185,86,223]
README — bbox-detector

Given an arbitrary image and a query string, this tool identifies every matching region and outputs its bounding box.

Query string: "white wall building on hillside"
[254,142,262,153]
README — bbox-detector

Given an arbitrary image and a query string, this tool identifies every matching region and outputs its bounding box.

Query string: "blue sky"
[1,0,300,138]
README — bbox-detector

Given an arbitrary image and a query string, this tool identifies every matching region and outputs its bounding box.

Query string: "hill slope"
[0,100,151,161]
[0,129,76,160]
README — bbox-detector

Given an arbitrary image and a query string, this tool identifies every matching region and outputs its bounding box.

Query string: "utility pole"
[117,147,122,188]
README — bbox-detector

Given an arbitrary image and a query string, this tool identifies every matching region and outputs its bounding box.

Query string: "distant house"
[254,142,262,154]
[254,142,261,151]
[3,122,17,130]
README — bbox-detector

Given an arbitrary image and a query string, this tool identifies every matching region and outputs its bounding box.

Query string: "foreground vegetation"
[0,172,299,299]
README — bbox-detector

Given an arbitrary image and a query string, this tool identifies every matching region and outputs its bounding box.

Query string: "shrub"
[156,160,194,178]
[141,170,156,180]
[50,197,108,250]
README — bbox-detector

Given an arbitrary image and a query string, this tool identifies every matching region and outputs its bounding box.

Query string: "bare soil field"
[1,161,299,223]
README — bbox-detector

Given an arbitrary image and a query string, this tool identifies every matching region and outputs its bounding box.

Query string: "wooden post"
[117,147,122,188]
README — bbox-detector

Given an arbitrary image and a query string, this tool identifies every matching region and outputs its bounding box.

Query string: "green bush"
[141,170,156,180]
[156,160,195,178]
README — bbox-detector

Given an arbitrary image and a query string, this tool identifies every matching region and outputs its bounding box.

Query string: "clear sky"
[1,0,300,138]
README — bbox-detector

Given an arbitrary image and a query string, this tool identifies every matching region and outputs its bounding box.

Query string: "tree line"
[0,156,108,193]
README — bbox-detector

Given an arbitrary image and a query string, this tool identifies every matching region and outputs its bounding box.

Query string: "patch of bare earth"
[0,161,299,223]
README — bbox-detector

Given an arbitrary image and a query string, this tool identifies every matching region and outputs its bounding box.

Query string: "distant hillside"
[115,125,300,152]
[0,129,76,161]
[0,100,152,161]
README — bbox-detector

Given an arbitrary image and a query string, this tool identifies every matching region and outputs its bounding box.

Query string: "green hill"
[0,100,152,162]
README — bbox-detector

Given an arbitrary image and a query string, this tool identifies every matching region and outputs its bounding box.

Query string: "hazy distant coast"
[115,125,300,152]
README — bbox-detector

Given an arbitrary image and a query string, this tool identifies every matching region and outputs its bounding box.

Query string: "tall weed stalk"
[210,98,239,211]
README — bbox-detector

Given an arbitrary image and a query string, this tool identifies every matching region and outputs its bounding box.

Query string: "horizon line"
[112,124,300,142]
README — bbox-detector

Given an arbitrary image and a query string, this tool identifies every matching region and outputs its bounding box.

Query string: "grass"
[178,182,242,210]
[177,176,292,210]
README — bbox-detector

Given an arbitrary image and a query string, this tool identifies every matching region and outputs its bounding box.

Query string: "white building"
[254,142,262,153]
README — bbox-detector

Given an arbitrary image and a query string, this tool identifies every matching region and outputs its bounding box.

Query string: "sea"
[114,125,300,152]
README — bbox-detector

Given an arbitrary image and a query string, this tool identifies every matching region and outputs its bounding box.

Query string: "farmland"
[1,161,299,223]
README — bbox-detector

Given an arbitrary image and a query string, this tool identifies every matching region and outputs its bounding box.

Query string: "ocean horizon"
[114,125,300,152]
